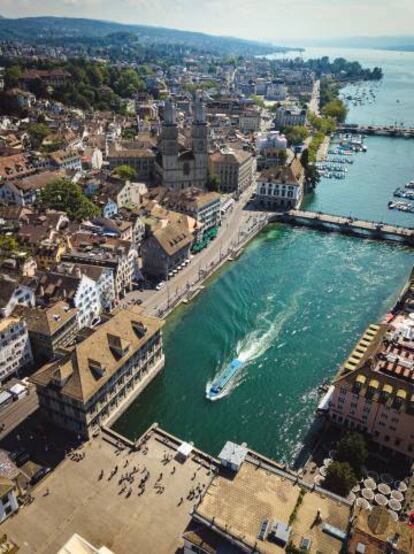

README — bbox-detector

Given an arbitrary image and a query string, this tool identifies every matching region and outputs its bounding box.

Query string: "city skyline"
[1,0,414,43]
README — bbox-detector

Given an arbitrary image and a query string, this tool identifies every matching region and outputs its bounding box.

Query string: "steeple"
[193,92,207,125]
[164,96,177,126]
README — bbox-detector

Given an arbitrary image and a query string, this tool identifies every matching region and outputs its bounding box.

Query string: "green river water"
[115,48,414,462]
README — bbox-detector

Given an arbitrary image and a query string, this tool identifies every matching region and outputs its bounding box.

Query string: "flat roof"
[195,458,351,554]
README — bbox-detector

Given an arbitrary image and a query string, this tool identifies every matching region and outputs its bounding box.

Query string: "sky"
[1,0,414,43]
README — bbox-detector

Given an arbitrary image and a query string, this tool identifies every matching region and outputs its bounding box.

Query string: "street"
[120,186,268,317]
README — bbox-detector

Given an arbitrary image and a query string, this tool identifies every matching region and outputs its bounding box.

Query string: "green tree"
[28,123,50,149]
[324,461,357,497]
[40,178,100,221]
[113,68,144,98]
[322,99,347,123]
[113,165,136,180]
[250,95,265,108]
[4,65,22,89]
[283,126,309,146]
[207,174,220,192]
[336,432,368,475]
[0,235,20,256]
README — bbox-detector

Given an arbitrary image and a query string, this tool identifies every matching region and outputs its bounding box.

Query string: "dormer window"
[88,358,106,378]
[132,321,147,338]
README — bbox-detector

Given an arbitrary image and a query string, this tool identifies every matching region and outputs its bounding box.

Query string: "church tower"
[191,92,208,189]
[161,96,179,188]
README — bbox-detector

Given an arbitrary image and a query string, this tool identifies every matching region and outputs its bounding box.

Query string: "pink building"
[328,323,414,461]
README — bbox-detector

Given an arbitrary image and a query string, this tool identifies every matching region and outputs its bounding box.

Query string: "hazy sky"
[1,0,414,43]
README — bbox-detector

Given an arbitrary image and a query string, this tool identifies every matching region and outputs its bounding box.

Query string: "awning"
[369,379,379,389]
[397,389,407,400]
[382,384,393,394]
[356,374,366,384]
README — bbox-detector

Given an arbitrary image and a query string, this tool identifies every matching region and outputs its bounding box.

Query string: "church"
[156,94,209,191]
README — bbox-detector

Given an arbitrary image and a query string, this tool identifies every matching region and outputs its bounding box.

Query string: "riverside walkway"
[269,210,414,244]
[338,123,414,138]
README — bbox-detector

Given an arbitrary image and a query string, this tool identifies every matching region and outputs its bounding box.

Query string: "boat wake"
[207,289,303,401]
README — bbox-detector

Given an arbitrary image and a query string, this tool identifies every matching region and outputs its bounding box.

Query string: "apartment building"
[14,302,78,363]
[36,270,102,330]
[209,148,255,195]
[328,322,414,461]
[0,317,33,384]
[31,307,165,438]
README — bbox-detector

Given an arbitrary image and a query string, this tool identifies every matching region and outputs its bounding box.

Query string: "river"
[114,47,414,462]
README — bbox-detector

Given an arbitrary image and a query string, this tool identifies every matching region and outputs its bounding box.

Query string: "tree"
[4,65,22,89]
[113,165,136,181]
[250,95,265,108]
[322,99,347,123]
[283,125,308,146]
[324,461,357,497]
[336,432,368,475]
[40,178,100,221]
[207,174,220,192]
[28,123,50,149]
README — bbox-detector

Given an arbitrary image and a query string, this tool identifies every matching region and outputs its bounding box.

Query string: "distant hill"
[0,16,290,56]
[304,35,414,53]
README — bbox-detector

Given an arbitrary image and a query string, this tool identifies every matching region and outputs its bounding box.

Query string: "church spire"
[193,92,206,125]
[164,96,177,125]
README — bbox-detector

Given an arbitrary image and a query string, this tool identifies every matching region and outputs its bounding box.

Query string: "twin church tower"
[158,94,209,191]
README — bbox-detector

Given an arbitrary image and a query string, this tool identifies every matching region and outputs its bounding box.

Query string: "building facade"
[31,307,165,438]
[0,317,33,384]
[209,148,255,195]
[157,95,208,191]
[255,159,304,210]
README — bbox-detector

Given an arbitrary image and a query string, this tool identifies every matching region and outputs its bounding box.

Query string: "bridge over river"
[338,123,414,138]
[267,210,414,245]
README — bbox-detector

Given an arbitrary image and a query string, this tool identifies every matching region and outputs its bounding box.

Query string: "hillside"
[0,16,288,56]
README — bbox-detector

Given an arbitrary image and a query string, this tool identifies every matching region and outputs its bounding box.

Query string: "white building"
[0,276,36,318]
[255,159,305,210]
[274,106,307,129]
[266,82,288,101]
[0,317,33,384]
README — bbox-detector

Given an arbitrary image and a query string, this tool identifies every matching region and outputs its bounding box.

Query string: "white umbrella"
[362,488,375,501]
[388,510,399,522]
[397,481,408,493]
[323,458,333,467]
[364,478,377,490]
[356,497,370,510]
[375,493,388,507]
[378,483,391,496]
[391,490,404,502]
[314,474,325,485]
[380,473,393,485]
[352,483,361,494]
[347,492,356,503]
[389,499,402,512]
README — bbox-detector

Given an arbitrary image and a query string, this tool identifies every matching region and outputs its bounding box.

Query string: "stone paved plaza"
[2,427,215,553]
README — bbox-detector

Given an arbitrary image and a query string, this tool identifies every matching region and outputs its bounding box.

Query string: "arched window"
[183,162,190,176]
